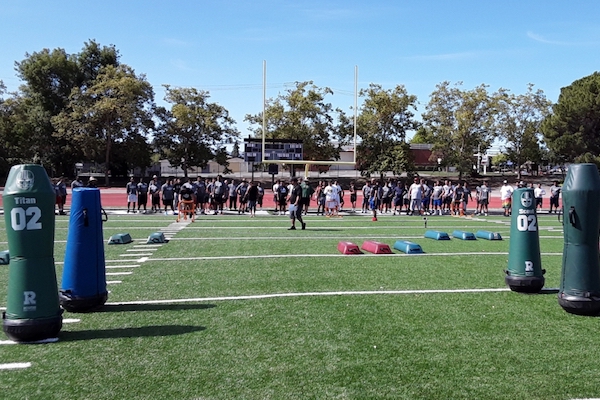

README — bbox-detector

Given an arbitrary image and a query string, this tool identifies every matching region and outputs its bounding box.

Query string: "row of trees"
[1,41,599,184]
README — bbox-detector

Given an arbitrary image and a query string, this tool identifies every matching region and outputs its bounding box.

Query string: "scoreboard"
[243,138,303,163]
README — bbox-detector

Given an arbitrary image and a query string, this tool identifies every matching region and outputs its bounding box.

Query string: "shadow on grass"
[97,303,217,312]
[59,324,206,341]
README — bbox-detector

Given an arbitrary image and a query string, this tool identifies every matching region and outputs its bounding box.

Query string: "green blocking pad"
[393,241,423,254]
[424,230,450,240]
[476,230,502,240]
[452,230,476,240]
[107,233,133,245]
[147,232,167,244]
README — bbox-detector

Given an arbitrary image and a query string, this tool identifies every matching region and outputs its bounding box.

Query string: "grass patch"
[0,212,593,399]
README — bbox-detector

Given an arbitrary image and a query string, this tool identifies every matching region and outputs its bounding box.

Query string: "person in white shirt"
[409,177,423,216]
[500,180,514,217]
[534,183,546,211]
[442,180,453,214]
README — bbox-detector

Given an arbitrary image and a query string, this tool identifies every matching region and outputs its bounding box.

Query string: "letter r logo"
[23,291,36,305]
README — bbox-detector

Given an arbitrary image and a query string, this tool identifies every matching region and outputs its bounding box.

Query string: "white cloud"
[526,31,598,46]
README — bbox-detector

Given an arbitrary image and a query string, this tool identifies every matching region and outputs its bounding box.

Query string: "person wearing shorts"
[361,181,371,213]
[246,181,259,218]
[349,181,357,212]
[392,181,404,215]
[476,181,490,216]
[369,179,382,221]
[126,176,138,213]
[534,183,545,210]
[500,180,514,217]
[276,181,289,215]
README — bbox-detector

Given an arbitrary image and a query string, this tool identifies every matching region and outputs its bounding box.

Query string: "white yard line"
[164,235,561,241]
[0,362,32,369]
[146,252,562,262]
[106,287,512,306]
[126,248,157,252]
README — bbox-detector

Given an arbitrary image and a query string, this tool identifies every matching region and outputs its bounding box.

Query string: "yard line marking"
[106,265,140,269]
[120,253,153,257]
[146,252,562,262]
[63,318,81,323]
[164,235,560,241]
[0,362,32,369]
[107,280,122,284]
[106,272,133,276]
[126,248,157,252]
[106,288,512,306]
[181,225,519,230]
[133,244,162,248]
[138,257,149,263]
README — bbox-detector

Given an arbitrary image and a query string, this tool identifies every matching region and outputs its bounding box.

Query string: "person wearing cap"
[87,176,97,188]
[126,176,138,213]
[500,180,514,217]
[549,181,561,213]
[287,177,305,230]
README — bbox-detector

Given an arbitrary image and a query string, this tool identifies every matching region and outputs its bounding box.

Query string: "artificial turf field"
[0,211,599,400]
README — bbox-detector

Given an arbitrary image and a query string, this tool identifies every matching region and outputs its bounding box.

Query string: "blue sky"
[1,1,599,147]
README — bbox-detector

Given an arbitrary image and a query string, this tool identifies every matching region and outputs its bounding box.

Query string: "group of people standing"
[125,175,265,217]
[500,179,561,217]
[118,175,563,221]
[359,177,484,220]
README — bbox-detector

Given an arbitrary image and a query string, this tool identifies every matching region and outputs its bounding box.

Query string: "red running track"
[0,188,561,211]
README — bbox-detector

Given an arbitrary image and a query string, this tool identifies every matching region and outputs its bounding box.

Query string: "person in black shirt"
[288,177,305,230]
[246,181,259,218]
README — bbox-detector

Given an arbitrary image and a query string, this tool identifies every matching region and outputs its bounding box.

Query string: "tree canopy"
[245,81,348,167]
[495,84,551,178]
[154,85,239,177]
[422,82,497,179]
[542,72,600,166]
[356,83,419,177]
[52,64,155,185]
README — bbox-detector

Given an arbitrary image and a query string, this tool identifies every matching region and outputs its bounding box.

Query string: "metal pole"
[354,65,358,165]
[262,60,267,163]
